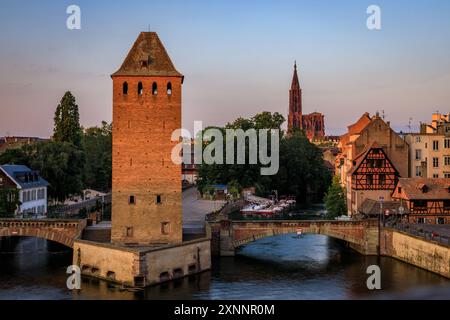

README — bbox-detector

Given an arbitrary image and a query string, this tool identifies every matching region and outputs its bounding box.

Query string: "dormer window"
[417,183,428,193]
[138,82,143,95]
[152,82,158,95]
[141,60,148,67]
[167,82,172,96]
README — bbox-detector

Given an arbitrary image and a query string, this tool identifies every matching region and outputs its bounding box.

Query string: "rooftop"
[394,178,450,200]
[0,165,49,190]
[112,32,183,78]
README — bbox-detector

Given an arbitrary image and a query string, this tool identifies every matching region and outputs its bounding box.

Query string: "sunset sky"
[1,0,450,137]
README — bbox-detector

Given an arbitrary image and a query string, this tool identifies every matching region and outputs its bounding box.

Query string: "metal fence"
[390,223,450,247]
[48,193,111,218]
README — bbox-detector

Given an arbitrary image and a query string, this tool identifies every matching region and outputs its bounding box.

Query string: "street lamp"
[378,196,384,256]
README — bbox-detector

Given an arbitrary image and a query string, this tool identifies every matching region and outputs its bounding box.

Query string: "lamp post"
[378,196,384,256]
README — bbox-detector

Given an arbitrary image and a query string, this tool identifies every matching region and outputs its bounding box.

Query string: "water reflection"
[0,235,449,300]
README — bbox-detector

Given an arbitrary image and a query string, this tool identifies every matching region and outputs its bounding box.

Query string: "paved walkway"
[84,188,225,235]
[182,187,226,234]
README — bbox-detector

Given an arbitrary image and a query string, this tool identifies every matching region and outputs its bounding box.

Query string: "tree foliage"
[196,112,331,206]
[30,141,85,202]
[324,175,347,219]
[53,91,83,147]
[0,92,112,202]
[0,188,20,216]
[82,121,112,192]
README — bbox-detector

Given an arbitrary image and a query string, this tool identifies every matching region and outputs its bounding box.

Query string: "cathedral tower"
[288,62,303,132]
[111,32,183,245]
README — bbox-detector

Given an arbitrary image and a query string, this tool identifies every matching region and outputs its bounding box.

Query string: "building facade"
[287,63,325,140]
[392,178,450,224]
[111,32,183,245]
[0,136,47,154]
[347,144,400,215]
[0,165,48,216]
[336,112,409,215]
[404,113,450,179]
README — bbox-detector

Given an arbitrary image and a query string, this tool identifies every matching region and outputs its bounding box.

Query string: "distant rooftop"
[0,165,49,190]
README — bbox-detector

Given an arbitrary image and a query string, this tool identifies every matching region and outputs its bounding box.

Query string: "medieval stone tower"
[111,32,183,245]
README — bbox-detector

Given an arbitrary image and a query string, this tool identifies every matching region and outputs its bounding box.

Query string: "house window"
[415,136,421,143]
[167,82,172,95]
[415,149,422,161]
[376,159,385,168]
[417,218,425,224]
[433,174,439,178]
[433,140,439,151]
[367,175,373,186]
[123,82,128,95]
[126,227,133,237]
[156,195,162,204]
[397,187,402,194]
[129,195,135,205]
[138,82,143,95]
[445,173,450,179]
[415,166,422,177]
[444,200,450,209]
[379,174,386,186]
[152,82,158,95]
[161,222,170,235]
[437,218,446,225]
[414,200,427,209]
[433,157,439,168]
[445,139,450,149]
[444,156,450,166]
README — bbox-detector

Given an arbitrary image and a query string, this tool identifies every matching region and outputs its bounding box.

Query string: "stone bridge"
[0,219,87,248]
[208,219,379,256]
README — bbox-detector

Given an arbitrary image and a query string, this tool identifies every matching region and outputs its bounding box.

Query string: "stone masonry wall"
[381,228,450,278]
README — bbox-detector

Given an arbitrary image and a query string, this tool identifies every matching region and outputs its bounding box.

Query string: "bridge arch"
[213,220,379,256]
[0,219,87,248]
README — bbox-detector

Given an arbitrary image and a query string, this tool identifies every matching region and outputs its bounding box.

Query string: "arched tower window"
[123,82,128,95]
[167,82,172,96]
[152,82,158,95]
[138,82,143,95]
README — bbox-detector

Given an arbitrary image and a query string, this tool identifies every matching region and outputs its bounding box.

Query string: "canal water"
[0,235,449,300]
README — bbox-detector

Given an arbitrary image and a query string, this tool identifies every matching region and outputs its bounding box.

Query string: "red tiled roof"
[395,178,450,200]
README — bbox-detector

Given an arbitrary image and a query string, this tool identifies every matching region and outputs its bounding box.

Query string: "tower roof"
[112,32,183,78]
[291,62,300,89]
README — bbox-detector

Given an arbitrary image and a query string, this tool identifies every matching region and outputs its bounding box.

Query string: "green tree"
[273,130,331,205]
[82,121,112,192]
[30,141,85,202]
[324,175,347,219]
[53,91,83,147]
[196,112,331,206]
[0,145,34,166]
[0,188,20,216]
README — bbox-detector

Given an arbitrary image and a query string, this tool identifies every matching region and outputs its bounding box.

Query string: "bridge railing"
[0,219,87,237]
[390,223,450,247]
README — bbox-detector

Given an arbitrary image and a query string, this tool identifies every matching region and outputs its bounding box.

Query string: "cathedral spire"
[291,61,300,89]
